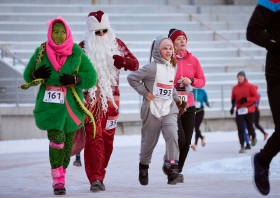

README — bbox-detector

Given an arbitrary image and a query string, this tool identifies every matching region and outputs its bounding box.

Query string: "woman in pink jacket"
[168,29,206,173]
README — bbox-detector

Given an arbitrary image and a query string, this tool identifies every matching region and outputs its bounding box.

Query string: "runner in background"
[191,88,210,151]
[230,71,258,153]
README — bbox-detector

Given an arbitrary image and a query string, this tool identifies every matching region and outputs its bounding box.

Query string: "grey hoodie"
[127,36,179,120]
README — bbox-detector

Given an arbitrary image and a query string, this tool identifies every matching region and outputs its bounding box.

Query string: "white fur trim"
[86,13,110,32]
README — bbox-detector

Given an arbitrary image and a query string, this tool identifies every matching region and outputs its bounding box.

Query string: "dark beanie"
[237,71,246,79]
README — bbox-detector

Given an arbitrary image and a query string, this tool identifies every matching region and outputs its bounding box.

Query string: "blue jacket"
[193,88,208,108]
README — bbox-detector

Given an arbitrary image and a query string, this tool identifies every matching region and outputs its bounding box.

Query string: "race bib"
[195,101,201,108]
[105,115,119,130]
[238,107,248,115]
[43,86,64,104]
[177,91,188,102]
[155,83,173,100]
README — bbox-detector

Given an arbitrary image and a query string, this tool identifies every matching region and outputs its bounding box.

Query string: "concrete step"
[0,30,216,42]
[0,4,190,14]
[0,40,236,51]
[193,13,251,22]
[0,0,91,4]
[185,5,255,14]
[0,21,209,32]
[0,13,192,22]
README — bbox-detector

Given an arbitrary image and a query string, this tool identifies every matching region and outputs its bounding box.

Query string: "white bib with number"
[105,115,118,130]
[43,86,64,104]
[195,101,201,108]
[177,91,188,102]
[238,107,248,115]
[155,83,173,100]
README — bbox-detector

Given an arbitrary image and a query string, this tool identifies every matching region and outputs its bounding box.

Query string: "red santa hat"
[86,10,111,32]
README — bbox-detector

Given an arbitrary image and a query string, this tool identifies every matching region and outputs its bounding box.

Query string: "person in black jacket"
[246,0,280,196]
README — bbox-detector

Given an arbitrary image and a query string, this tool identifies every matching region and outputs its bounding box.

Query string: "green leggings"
[48,129,75,169]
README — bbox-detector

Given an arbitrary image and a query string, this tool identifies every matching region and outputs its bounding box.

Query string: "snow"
[0,129,280,197]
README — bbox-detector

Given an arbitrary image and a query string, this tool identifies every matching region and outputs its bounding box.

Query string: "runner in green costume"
[23,17,97,195]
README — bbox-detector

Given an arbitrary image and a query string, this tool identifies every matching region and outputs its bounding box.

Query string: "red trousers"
[84,107,118,184]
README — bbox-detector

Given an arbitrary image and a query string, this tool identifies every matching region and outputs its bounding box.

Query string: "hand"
[113,55,126,70]
[206,102,210,108]
[178,99,182,105]
[32,64,51,79]
[178,77,192,85]
[239,97,247,105]
[230,107,234,115]
[59,74,81,86]
[146,92,154,101]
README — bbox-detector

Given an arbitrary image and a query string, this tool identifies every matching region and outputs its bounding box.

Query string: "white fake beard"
[84,29,121,112]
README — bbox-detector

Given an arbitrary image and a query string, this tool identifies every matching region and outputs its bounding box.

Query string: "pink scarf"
[46,17,74,72]
[174,48,190,59]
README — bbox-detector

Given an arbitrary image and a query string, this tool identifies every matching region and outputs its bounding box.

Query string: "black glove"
[206,102,210,108]
[240,97,248,105]
[230,107,234,115]
[31,64,51,80]
[59,74,81,86]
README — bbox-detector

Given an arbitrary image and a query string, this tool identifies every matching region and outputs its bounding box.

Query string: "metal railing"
[0,45,27,67]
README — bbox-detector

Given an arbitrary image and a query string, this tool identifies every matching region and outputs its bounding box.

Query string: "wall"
[0,106,274,140]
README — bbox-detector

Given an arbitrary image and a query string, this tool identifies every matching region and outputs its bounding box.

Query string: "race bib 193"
[177,91,188,102]
[43,85,64,104]
[155,83,173,100]
[105,115,119,130]
[238,107,248,115]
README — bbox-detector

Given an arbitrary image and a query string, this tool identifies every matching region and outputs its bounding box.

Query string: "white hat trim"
[86,13,110,32]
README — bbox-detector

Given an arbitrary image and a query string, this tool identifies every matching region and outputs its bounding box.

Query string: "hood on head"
[149,36,173,64]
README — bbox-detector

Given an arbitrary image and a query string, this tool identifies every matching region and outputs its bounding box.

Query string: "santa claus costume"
[77,10,139,192]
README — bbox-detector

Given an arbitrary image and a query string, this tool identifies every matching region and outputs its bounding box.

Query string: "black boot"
[139,162,149,185]
[53,184,66,195]
[251,152,270,195]
[90,180,105,192]
[168,164,183,185]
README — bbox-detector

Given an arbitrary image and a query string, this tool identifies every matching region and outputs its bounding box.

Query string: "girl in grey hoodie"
[127,36,183,185]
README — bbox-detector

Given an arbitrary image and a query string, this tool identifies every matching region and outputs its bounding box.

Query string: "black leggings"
[254,109,266,134]
[178,106,196,170]
[194,109,204,145]
[235,112,256,147]
[258,76,280,169]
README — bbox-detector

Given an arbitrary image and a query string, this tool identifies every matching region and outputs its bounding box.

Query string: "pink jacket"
[174,53,206,107]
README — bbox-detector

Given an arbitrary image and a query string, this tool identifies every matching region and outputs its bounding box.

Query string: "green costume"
[23,43,96,133]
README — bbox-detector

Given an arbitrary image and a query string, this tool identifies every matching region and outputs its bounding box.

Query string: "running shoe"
[191,144,197,151]
[245,144,251,150]
[252,136,257,146]
[251,152,270,195]
[201,136,206,147]
[239,147,247,153]
[264,133,268,141]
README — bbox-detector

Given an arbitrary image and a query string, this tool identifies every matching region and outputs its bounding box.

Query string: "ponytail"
[171,55,177,68]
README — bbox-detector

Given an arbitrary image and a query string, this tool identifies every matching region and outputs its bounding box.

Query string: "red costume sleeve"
[116,38,139,71]
[248,83,260,103]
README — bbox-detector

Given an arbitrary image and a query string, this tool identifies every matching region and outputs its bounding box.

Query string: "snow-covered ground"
[0,129,280,197]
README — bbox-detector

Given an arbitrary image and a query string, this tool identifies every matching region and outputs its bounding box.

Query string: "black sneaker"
[245,144,251,150]
[73,158,82,167]
[251,152,270,195]
[162,164,168,176]
[139,162,149,185]
[90,180,105,192]
[167,164,181,185]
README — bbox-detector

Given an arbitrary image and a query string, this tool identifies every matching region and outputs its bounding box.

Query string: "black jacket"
[247,0,280,77]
